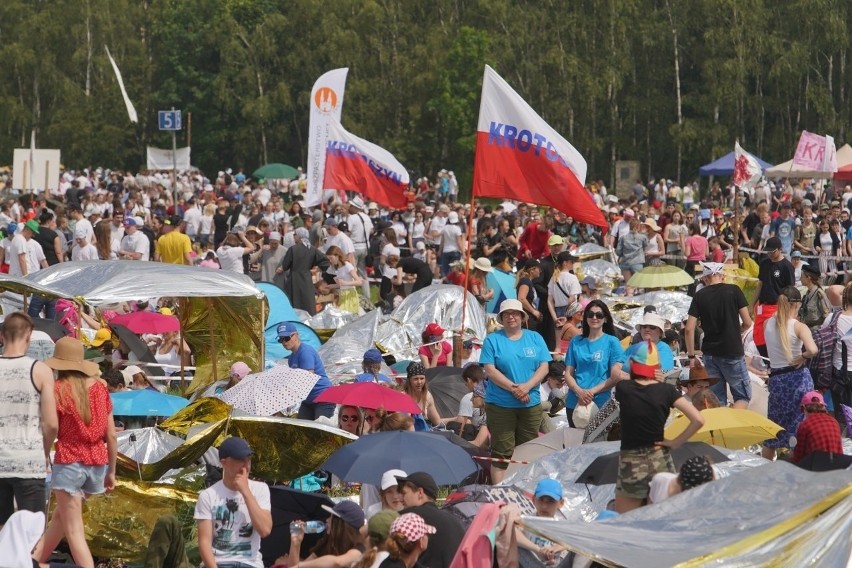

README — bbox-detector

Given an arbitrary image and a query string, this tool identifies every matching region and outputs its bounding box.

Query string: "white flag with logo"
[306,68,348,207]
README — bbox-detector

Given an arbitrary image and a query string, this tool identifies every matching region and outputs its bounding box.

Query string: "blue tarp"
[257,282,321,365]
[486,269,517,313]
[698,151,773,176]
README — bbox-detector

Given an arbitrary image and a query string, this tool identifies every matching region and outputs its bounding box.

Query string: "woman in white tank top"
[761,286,818,460]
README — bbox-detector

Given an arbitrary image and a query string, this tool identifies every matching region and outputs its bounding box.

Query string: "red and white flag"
[323,118,409,210]
[306,68,348,207]
[793,131,837,172]
[733,141,762,189]
[472,65,606,232]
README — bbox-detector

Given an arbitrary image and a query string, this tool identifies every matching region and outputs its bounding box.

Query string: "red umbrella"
[314,382,422,414]
[109,311,180,334]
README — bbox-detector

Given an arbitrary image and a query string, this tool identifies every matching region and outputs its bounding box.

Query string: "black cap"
[764,236,782,253]
[643,305,657,314]
[556,251,578,263]
[396,471,438,499]
[779,285,802,302]
[801,264,821,278]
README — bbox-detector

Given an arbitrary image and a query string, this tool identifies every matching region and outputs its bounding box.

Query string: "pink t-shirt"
[685,235,708,261]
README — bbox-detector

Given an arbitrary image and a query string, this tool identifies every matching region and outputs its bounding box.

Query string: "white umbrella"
[219,366,319,416]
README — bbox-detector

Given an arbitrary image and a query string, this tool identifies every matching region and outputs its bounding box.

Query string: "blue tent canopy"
[698,151,773,176]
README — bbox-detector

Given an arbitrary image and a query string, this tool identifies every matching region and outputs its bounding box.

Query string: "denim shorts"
[704,354,751,405]
[620,263,644,274]
[51,463,108,497]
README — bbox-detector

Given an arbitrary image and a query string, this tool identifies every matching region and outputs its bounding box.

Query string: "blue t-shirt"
[565,334,625,409]
[353,372,393,384]
[480,329,550,409]
[287,343,332,403]
[625,340,675,373]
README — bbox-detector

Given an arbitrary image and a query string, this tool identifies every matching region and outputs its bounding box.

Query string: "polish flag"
[473,65,607,232]
[323,118,409,210]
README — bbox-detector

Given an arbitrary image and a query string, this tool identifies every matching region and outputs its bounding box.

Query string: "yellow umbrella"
[665,407,783,449]
[627,264,694,289]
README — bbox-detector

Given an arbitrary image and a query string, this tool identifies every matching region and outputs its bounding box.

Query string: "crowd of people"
[0,165,849,567]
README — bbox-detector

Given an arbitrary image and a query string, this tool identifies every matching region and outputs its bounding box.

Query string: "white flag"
[105,46,138,123]
[306,68,348,207]
[733,141,762,189]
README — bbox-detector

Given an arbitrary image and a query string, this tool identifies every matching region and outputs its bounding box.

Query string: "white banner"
[12,148,61,191]
[105,45,138,123]
[146,146,191,171]
[306,67,348,207]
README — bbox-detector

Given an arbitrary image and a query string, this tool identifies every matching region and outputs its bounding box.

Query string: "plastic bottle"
[290,520,326,535]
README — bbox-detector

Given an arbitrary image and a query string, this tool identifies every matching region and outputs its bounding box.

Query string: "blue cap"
[363,348,383,364]
[534,478,563,500]
[218,437,253,460]
[276,322,297,338]
[5,223,16,235]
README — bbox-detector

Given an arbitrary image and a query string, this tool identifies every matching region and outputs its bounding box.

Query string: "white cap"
[383,244,401,257]
[699,262,726,278]
[380,469,407,491]
[268,231,282,242]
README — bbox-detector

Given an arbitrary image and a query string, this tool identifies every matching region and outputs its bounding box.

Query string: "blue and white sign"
[158,110,182,131]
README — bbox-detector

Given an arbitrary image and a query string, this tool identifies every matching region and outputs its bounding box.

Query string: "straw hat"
[643,218,661,232]
[45,337,100,376]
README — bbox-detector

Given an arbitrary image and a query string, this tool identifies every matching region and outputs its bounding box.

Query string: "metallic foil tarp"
[84,479,201,562]
[373,284,487,363]
[606,290,694,334]
[159,396,233,435]
[318,310,394,382]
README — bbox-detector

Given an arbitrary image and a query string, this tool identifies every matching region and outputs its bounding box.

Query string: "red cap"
[424,322,444,337]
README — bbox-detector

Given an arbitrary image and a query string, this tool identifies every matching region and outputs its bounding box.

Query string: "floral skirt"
[765,366,814,449]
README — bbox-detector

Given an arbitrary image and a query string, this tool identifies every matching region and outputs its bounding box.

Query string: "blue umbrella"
[321,430,478,486]
[111,389,189,417]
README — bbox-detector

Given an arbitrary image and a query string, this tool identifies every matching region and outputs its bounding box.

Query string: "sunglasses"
[340,415,359,422]
[639,324,659,330]
[279,335,294,342]
[587,311,606,320]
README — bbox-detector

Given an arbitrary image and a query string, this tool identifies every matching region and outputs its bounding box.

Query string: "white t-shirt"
[348,213,373,250]
[8,234,29,277]
[440,224,462,253]
[194,479,271,568]
[72,242,99,261]
[73,218,95,244]
[335,262,357,290]
[547,271,581,307]
[217,245,247,273]
[648,472,677,504]
[323,231,355,256]
[457,392,485,428]
[120,231,150,261]
[183,206,202,238]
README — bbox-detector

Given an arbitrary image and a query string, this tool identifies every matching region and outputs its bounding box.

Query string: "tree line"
[0,0,849,195]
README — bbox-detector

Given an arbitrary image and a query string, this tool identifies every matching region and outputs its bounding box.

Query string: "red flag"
[473,66,607,232]
[322,118,409,210]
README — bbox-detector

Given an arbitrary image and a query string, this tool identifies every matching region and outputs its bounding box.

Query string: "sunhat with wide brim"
[45,337,100,376]
[473,257,493,272]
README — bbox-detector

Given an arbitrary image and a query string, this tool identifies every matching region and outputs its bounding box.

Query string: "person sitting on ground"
[614,340,704,514]
[337,405,364,437]
[459,338,481,367]
[625,313,675,372]
[364,469,407,520]
[102,368,128,393]
[355,509,399,568]
[444,363,489,444]
[378,512,436,568]
[354,348,393,384]
[126,364,160,392]
[648,456,715,504]
[396,472,464,568]
[515,479,567,565]
[542,360,568,418]
[418,323,453,368]
[791,391,843,464]
[402,362,445,427]
[678,364,718,403]
[379,412,415,433]
[691,388,721,410]
[288,501,366,568]
[558,301,584,355]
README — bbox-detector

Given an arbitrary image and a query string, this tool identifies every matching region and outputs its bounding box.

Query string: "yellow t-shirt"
[157,231,192,264]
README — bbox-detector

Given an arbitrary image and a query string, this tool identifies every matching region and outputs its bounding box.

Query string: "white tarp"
[146,146,191,171]
[12,148,60,191]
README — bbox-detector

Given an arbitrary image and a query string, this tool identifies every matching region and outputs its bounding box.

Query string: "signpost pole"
[171,106,178,207]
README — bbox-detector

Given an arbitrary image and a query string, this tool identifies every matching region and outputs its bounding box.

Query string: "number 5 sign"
[158,110,182,131]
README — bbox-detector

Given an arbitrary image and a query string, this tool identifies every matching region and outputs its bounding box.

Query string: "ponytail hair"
[385,532,418,560]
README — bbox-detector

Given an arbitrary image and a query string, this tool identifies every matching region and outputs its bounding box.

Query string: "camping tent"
[698,150,773,176]
[765,142,852,179]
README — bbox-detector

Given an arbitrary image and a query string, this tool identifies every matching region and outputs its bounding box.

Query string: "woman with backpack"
[799,265,830,330]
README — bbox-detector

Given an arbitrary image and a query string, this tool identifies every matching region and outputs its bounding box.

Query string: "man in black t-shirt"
[685,262,753,409]
[753,236,795,358]
[397,472,464,568]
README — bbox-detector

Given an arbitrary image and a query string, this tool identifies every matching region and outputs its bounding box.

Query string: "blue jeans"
[704,354,751,405]
[440,251,461,277]
[298,402,335,420]
[28,295,56,320]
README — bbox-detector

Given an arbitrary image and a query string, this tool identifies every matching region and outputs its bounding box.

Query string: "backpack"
[808,309,841,390]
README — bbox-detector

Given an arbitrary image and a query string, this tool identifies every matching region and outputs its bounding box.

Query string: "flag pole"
[457,191,477,364]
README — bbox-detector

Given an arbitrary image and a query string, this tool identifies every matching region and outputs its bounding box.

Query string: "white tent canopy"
[765,142,852,179]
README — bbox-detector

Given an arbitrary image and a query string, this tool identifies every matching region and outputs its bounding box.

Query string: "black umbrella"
[260,485,333,566]
[110,323,164,376]
[425,366,468,419]
[31,317,70,341]
[794,451,852,472]
[428,430,489,484]
[576,442,730,485]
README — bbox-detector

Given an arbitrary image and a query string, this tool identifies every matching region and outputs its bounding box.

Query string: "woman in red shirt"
[38,337,117,568]
[418,322,453,368]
